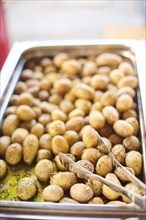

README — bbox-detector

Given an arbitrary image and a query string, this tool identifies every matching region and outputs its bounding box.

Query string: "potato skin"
[113,120,134,137]
[95,155,113,177]
[43,185,64,202]
[50,172,77,190]
[23,134,39,164]
[102,106,119,125]
[125,150,142,176]
[35,159,53,182]
[88,197,104,204]
[36,149,52,162]
[0,136,11,156]
[116,94,133,112]
[122,183,142,203]
[81,148,101,165]
[5,143,22,165]
[66,117,84,132]
[82,125,98,148]
[2,114,19,136]
[89,111,105,130]
[48,120,66,137]
[86,179,102,196]
[11,128,29,144]
[123,135,140,151]
[59,197,79,204]
[73,83,94,100]
[39,134,52,151]
[0,159,7,179]
[96,53,122,68]
[17,177,37,201]
[112,144,126,165]
[76,160,94,173]
[52,135,69,155]
[70,141,84,158]
[17,105,35,121]
[70,183,93,202]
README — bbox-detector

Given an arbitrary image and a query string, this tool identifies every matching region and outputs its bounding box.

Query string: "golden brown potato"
[122,183,142,203]
[49,94,62,105]
[95,155,113,177]
[89,111,105,130]
[68,108,85,119]
[18,93,34,106]
[35,159,53,182]
[109,133,123,145]
[113,120,134,137]
[75,99,92,114]
[59,197,79,204]
[38,114,51,125]
[61,59,81,76]
[114,166,135,182]
[88,197,104,204]
[90,75,109,90]
[100,91,117,106]
[30,123,45,138]
[38,90,49,101]
[53,52,69,68]
[109,69,124,85]
[117,86,135,98]
[52,135,69,155]
[23,134,39,164]
[5,106,18,116]
[43,185,64,202]
[39,134,52,151]
[119,61,135,76]
[15,81,27,94]
[116,94,133,112]
[82,125,98,148]
[94,91,104,102]
[17,177,37,201]
[117,76,138,89]
[125,150,142,176]
[91,102,103,112]
[102,106,119,125]
[5,143,22,165]
[66,116,84,132]
[40,78,51,91]
[123,135,140,151]
[54,78,72,94]
[126,117,139,135]
[21,69,34,81]
[70,141,84,158]
[76,160,94,172]
[50,172,77,190]
[40,57,52,67]
[82,60,97,76]
[86,179,103,196]
[32,106,42,118]
[72,83,94,100]
[11,128,29,144]
[51,109,67,122]
[81,148,101,165]
[2,114,19,136]
[40,101,59,114]
[63,130,80,146]
[17,105,35,121]
[112,144,126,165]
[60,100,74,114]
[70,183,93,202]
[0,136,11,156]
[96,53,122,68]
[48,120,66,137]
[122,109,137,120]
[36,149,52,162]
[0,159,7,179]
[98,124,113,138]
[102,173,121,200]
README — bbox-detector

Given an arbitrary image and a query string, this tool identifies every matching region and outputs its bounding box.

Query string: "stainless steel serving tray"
[0,40,146,220]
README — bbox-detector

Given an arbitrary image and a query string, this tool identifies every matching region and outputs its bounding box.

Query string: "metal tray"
[0,40,146,220]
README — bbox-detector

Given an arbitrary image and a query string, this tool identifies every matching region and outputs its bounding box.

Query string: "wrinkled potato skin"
[43,185,64,202]
[70,183,93,202]
[5,143,23,165]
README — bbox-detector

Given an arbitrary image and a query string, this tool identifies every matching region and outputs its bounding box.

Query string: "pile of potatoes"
[0,52,143,204]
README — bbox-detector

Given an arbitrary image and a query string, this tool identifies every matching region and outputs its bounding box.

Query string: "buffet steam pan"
[0,40,146,219]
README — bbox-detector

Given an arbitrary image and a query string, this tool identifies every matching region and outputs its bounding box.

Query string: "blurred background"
[0,0,146,68]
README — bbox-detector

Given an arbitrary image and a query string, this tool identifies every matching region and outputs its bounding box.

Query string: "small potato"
[102,173,121,200]
[60,100,74,114]
[122,109,137,120]
[20,119,36,131]
[96,155,113,177]
[86,179,102,196]
[97,66,111,75]
[82,125,98,148]
[66,116,84,132]
[0,159,7,179]
[122,183,142,203]
[117,75,138,89]
[55,154,75,171]
[72,83,94,100]
[70,183,93,203]
[126,117,139,135]
[21,69,34,80]
[53,52,69,68]
[17,177,37,201]
[102,106,119,125]
[61,59,81,76]
[49,94,62,105]
[40,101,59,114]
[81,148,101,165]
[68,109,85,119]
[112,144,126,165]
[90,75,109,90]
[31,123,45,138]
[70,141,84,158]
[18,93,34,106]
[109,133,123,145]
[99,124,113,138]
[15,81,27,94]
[5,106,18,116]
[51,109,67,122]
[119,61,135,76]
[88,197,104,204]
[96,53,122,68]
[63,130,80,146]
[35,159,53,182]
[113,120,134,137]
[75,99,92,114]
[48,120,66,137]
[39,134,52,151]
[117,86,135,98]
[76,160,94,172]
[94,91,104,102]
[50,172,77,190]
[59,197,79,204]
[43,185,64,202]
[52,135,69,155]
[116,94,133,112]
[100,91,117,106]
[114,166,135,182]
[23,134,39,164]
[123,135,140,151]
[89,111,105,130]
[109,69,124,85]
[54,78,72,94]
[38,114,51,126]
[91,102,103,112]
[5,143,22,165]
[97,137,112,154]
[82,60,97,76]
[0,136,11,156]
[11,128,29,144]
[125,150,142,176]
[32,106,42,118]
[39,78,51,91]
[17,105,35,121]
[2,114,19,136]
[36,149,52,162]
[46,72,62,83]
[10,95,19,105]
[38,90,49,101]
